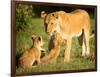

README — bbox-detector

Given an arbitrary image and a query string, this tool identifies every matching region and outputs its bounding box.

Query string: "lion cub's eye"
[51,23,53,25]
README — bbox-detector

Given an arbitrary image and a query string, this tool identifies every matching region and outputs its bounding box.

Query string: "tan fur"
[41,32,63,63]
[41,9,90,62]
[19,35,45,68]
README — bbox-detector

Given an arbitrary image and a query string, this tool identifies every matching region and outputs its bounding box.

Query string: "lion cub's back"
[19,48,39,68]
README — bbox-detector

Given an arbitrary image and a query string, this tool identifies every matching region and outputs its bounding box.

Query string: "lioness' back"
[57,9,90,37]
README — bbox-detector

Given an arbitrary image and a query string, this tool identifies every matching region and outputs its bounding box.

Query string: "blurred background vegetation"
[16,4,94,31]
[16,4,95,75]
[16,4,34,31]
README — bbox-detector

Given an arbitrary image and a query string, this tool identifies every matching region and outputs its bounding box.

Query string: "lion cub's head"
[18,34,45,68]
[41,11,60,36]
[31,34,44,48]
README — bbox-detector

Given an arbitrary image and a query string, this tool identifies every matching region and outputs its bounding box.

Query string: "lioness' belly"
[71,30,82,37]
[59,30,82,40]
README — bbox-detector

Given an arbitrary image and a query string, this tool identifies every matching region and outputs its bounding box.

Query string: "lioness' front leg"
[64,38,72,62]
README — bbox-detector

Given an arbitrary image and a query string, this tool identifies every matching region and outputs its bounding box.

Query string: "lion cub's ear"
[41,11,47,18]
[38,37,42,41]
[31,33,36,40]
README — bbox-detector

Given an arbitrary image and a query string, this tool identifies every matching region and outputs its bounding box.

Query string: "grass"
[16,16,96,75]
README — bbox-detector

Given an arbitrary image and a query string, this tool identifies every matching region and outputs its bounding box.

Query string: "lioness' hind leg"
[64,38,72,62]
[82,38,86,56]
[83,14,90,57]
[78,31,86,56]
[84,21,90,56]
[84,31,90,56]
[78,30,84,46]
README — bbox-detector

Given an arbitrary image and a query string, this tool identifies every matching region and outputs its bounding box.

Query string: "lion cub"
[19,34,45,68]
[41,32,63,63]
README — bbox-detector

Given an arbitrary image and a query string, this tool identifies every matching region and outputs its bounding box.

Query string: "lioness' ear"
[41,11,47,18]
[55,13,59,19]
[52,13,59,19]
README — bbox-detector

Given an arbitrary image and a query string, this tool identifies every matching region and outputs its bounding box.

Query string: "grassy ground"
[16,16,96,74]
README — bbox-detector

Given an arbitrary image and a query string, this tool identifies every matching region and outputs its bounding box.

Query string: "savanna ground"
[16,9,96,74]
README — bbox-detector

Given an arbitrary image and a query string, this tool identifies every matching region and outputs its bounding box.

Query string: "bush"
[16,4,34,31]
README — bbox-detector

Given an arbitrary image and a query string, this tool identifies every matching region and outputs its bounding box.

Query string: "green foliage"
[16,4,34,31]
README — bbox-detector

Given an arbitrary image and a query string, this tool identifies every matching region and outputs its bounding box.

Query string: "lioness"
[18,34,45,68]
[41,9,90,62]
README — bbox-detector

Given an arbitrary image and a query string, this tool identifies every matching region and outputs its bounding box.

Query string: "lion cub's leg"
[64,38,72,62]
[36,52,41,64]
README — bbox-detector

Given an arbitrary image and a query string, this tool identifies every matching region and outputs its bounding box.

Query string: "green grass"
[16,17,96,75]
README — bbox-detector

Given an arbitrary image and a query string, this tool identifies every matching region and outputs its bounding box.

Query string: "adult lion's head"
[41,11,61,36]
